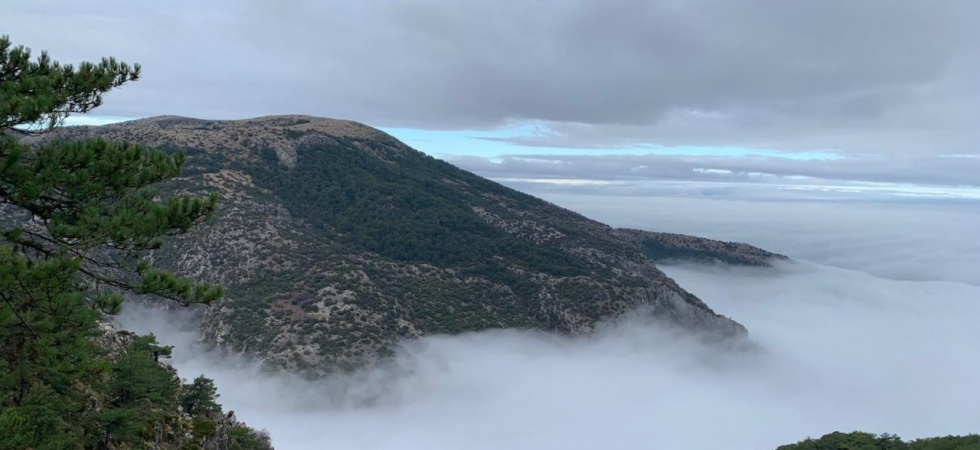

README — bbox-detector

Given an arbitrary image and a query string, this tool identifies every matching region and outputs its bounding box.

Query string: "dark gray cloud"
[4,0,978,155]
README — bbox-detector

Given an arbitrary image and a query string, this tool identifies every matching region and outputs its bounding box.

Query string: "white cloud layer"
[448,152,980,199]
[117,196,980,449]
[533,194,980,287]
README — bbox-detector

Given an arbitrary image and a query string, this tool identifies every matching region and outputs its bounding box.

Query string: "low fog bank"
[117,259,980,450]
[531,193,980,287]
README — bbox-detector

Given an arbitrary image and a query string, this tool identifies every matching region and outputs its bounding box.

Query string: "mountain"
[24,115,784,375]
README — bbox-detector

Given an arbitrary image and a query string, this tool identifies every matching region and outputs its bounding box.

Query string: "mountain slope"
[25,115,781,374]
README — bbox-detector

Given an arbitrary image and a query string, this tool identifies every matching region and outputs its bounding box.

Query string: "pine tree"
[0,35,258,449]
[182,375,222,417]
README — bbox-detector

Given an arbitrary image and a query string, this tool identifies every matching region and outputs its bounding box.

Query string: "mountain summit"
[28,115,783,374]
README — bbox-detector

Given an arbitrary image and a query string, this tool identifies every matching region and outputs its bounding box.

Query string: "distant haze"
[119,195,980,450]
[532,192,980,287]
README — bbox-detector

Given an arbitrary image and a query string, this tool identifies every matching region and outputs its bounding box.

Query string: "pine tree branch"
[0,291,39,339]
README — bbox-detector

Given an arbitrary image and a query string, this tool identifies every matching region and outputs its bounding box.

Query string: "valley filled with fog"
[119,195,980,450]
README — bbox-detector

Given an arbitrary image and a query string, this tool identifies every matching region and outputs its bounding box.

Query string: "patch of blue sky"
[62,115,134,126]
[380,126,840,161]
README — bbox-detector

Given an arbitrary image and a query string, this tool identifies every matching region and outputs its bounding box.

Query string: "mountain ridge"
[21,115,785,375]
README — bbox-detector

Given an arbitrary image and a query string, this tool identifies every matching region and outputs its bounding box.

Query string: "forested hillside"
[27,112,779,375]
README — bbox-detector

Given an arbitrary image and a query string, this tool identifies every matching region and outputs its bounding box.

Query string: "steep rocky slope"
[26,116,782,375]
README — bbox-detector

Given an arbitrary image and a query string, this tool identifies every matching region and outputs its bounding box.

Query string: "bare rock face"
[35,115,782,376]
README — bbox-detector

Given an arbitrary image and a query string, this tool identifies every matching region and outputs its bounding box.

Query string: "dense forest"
[245,136,590,278]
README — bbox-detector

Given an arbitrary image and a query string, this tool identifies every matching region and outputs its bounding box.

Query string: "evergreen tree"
[182,375,222,417]
[0,35,268,449]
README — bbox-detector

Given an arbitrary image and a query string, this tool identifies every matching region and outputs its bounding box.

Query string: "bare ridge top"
[30,114,402,169]
[129,114,389,139]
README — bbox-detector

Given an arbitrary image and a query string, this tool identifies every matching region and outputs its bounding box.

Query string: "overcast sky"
[4,0,979,195]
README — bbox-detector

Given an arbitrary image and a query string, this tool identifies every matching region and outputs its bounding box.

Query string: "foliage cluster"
[0,35,271,449]
[776,431,980,450]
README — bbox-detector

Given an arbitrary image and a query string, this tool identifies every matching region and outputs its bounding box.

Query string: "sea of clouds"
[117,195,980,449]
